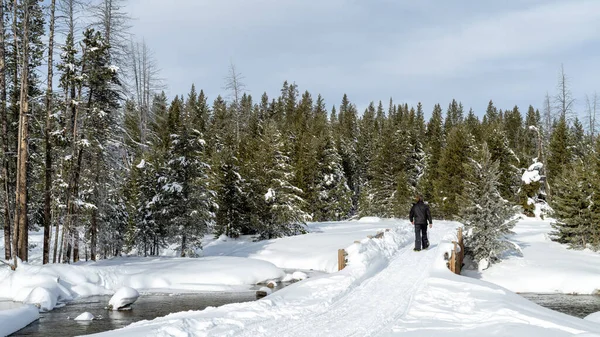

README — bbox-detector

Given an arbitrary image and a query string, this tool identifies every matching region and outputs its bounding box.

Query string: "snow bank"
[108,287,139,310]
[0,302,39,336]
[82,220,415,336]
[464,218,600,294]
[0,256,284,311]
[84,220,600,337]
[393,248,600,336]
[585,312,600,323]
[201,219,398,272]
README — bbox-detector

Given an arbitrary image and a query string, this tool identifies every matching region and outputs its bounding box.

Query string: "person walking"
[409,194,432,251]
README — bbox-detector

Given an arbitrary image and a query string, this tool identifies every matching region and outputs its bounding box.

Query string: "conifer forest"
[1,0,599,268]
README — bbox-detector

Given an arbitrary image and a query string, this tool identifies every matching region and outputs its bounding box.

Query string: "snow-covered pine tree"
[160,97,215,256]
[550,161,595,249]
[363,119,408,217]
[460,143,518,271]
[214,152,247,238]
[336,94,359,213]
[436,125,472,218]
[258,121,310,239]
[547,115,571,189]
[418,104,444,209]
[314,131,351,221]
[486,127,520,202]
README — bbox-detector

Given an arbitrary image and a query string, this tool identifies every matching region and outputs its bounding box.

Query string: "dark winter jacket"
[410,200,432,225]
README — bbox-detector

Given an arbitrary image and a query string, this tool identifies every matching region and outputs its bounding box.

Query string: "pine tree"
[461,143,517,270]
[313,132,351,221]
[436,126,472,218]
[337,94,359,213]
[214,152,246,238]
[257,121,310,239]
[419,104,444,206]
[547,115,571,189]
[486,127,520,201]
[550,161,595,249]
[571,117,587,162]
[160,97,215,256]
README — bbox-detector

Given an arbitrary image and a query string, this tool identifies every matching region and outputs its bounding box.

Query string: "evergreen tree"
[461,143,518,270]
[550,161,596,249]
[258,121,310,239]
[436,126,472,218]
[486,128,520,201]
[419,104,444,206]
[547,115,571,189]
[313,132,351,221]
[160,97,215,256]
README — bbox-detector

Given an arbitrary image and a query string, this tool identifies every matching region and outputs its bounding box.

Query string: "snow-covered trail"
[232,222,455,337]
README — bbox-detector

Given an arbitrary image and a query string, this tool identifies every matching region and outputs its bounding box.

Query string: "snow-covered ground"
[0,218,401,334]
[463,217,600,294]
[2,217,600,337]
[86,221,600,336]
[0,301,39,336]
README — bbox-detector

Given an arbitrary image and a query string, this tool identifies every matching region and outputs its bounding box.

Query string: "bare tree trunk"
[0,0,12,261]
[586,93,598,144]
[14,0,30,263]
[554,64,574,121]
[180,234,186,257]
[225,62,246,148]
[43,0,56,265]
[10,0,19,268]
[72,227,79,262]
[90,158,99,261]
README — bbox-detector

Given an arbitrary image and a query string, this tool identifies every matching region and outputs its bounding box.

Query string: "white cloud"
[372,0,600,77]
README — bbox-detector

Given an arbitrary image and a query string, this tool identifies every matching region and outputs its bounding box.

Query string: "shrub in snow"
[108,287,139,310]
[460,143,517,271]
[74,312,95,321]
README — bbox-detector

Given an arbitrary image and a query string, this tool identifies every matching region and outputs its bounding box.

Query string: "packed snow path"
[226,222,454,337]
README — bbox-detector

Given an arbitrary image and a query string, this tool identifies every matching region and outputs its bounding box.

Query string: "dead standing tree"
[14,0,32,265]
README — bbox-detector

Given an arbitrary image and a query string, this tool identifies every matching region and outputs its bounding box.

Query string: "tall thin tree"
[43,0,57,265]
[14,0,31,264]
[0,0,11,261]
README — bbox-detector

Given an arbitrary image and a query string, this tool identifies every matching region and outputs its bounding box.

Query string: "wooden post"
[338,249,347,271]
[458,227,464,262]
[449,245,456,274]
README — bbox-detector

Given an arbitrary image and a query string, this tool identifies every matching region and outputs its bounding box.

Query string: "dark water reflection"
[10,292,257,337]
[521,293,600,318]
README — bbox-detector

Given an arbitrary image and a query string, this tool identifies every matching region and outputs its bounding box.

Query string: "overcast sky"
[127,0,600,118]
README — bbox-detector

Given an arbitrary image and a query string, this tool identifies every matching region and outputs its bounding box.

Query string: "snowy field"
[463,217,600,294]
[1,217,600,336]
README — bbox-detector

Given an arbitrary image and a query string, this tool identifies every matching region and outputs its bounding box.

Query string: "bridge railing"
[448,227,464,274]
[338,229,390,271]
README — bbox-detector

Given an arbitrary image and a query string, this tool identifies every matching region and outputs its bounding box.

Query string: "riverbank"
[0,301,39,336]
[0,218,404,335]
[462,217,600,294]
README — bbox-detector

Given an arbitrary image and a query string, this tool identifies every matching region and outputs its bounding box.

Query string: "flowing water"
[521,293,600,318]
[10,292,258,337]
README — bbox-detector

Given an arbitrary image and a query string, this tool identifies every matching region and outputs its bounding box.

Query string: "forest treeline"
[1,0,598,268]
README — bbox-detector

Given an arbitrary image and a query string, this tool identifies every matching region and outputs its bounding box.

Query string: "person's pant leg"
[414,224,422,250]
[421,224,429,249]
